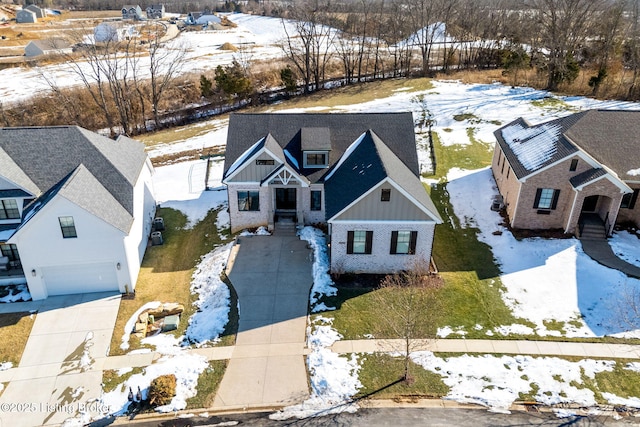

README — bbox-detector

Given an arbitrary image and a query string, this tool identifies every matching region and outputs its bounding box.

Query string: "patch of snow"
[0,284,31,303]
[437,326,454,338]
[100,353,208,415]
[240,226,270,236]
[494,324,535,336]
[298,226,336,308]
[554,409,577,418]
[184,243,233,346]
[610,231,640,268]
[602,393,640,409]
[627,168,640,176]
[0,362,11,371]
[412,352,615,413]
[79,332,94,371]
[312,302,336,313]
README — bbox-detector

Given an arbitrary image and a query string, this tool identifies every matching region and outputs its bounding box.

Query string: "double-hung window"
[347,230,372,254]
[237,191,260,211]
[310,190,322,211]
[390,231,418,254]
[59,216,77,238]
[533,188,560,212]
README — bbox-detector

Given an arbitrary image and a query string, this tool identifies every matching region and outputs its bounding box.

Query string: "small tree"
[372,261,444,382]
[148,374,176,407]
[214,60,253,104]
[280,65,297,95]
[200,74,213,98]
[502,45,530,87]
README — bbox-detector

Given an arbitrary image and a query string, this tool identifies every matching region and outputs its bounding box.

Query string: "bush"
[148,374,177,406]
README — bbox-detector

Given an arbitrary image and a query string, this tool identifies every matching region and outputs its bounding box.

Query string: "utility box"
[151,231,163,245]
[153,217,165,231]
[162,314,180,332]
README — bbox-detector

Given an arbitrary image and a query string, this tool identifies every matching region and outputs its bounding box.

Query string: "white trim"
[328,219,437,224]
[260,164,309,188]
[573,173,631,193]
[512,182,522,223]
[302,150,329,168]
[565,188,580,233]
[223,142,283,183]
[328,177,441,223]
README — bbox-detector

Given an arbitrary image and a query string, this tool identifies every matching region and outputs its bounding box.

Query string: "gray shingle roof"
[301,127,331,151]
[494,114,584,180]
[323,130,441,222]
[563,110,640,181]
[0,126,147,233]
[224,113,420,183]
[496,110,640,181]
[569,168,607,188]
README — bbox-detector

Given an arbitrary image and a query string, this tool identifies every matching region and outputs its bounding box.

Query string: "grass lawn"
[186,360,228,409]
[102,367,144,393]
[356,353,449,399]
[108,206,236,356]
[136,117,230,148]
[0,311,36,366]
[429,130,494,182]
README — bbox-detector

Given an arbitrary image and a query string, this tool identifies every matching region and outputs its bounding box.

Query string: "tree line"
[274,0,640,98]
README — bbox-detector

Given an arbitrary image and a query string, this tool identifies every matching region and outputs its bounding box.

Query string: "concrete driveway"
[214,232,313,410]
[0,292,120,427]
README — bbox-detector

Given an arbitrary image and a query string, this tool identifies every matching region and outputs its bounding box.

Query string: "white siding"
[10,196,128,300]
[329,221,435,274]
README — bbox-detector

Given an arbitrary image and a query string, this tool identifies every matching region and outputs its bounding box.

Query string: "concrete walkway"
[212,233,313,410]
[581,238,640,279]
[0,292,121,427]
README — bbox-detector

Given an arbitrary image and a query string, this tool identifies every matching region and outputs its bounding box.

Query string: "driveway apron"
[0,292,120,427]
[214,233,313,409]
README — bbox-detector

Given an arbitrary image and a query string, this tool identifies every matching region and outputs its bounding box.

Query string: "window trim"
[237,190,260,212]
[58,216,77,238]
[390,230,418,255]
[303,151,329,168]
[533,188,560,210]
[381,188,391,202]
[0,199,20,220]
[347,230,373,254]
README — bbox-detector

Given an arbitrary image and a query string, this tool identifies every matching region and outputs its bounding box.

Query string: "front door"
[582,195,598,212]
[276,188,296,210]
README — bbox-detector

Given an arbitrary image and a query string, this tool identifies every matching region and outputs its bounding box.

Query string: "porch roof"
[569,168,607,188]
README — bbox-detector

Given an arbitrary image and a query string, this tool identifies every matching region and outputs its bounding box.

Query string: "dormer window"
[304,151,328,168]
[0,200,20,220]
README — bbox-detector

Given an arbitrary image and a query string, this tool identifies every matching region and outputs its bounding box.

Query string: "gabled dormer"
[301,127,331,168]
[0,176,35,225]
[222,133,286,183]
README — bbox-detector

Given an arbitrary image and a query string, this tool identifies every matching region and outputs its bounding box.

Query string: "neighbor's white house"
[0,126,156,300]
[222,113,443,274]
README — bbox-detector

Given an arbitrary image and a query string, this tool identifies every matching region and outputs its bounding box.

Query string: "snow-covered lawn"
[446,167,640,338]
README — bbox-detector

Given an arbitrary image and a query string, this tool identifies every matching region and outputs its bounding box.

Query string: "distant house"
[0,126,156,300]
[223,113,443,274]
[122,4,143,20]
[492,110,640,236]
[24,38,72,57]
[16,9,36,23]
[146,4,165,19]
[24,4,45,19]
[186,11,220,26]
[94,22,137,42]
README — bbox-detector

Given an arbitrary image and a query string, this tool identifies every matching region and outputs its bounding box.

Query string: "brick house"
[492,110,640,235]
[222,113,443,274]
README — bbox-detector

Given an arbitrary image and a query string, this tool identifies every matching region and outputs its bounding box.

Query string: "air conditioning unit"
[153,217,165,231]
[151,231,163,245]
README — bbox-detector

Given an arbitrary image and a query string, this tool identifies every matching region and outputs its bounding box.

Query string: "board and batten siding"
[329,221,435,274]
[226,152,281,183]
[332,184,432,221]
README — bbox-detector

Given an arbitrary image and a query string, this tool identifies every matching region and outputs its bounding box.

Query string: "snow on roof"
[628,168,640,176]
[323,132,366,181]
[500,122,562,171]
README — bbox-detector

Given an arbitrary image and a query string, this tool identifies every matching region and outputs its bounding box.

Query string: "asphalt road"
[98,407,640,427]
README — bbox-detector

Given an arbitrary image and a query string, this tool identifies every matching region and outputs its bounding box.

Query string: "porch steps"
[578,221,607,240]
[274,219,297,236]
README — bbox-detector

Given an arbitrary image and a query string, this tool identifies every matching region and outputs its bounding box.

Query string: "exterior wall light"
[31,269,36,277]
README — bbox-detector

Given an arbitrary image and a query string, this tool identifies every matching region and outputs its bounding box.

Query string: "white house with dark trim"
[0,126,156,300]
[222,113,442,274]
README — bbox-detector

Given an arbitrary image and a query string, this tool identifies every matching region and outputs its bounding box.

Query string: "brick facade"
[330,221,435,274]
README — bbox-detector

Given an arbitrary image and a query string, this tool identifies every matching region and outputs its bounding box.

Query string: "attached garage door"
[41,262,118,296]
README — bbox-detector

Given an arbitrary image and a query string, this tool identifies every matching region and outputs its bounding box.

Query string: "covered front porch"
[0,243,25,286]
[262,166,310,232]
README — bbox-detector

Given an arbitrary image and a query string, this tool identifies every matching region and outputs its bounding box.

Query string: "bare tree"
[281,0,335,93]
[371,262,444,381]
[531,0,604,91]
[625,0,640,99]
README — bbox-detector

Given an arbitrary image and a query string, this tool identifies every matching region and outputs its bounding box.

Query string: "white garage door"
[42,262,119,296]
